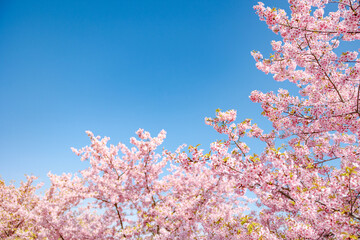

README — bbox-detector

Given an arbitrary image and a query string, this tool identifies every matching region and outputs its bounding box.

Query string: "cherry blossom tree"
[1,0,359,239]
[204,0,360,238]
[0,176,41,239]
[41,130,256,239]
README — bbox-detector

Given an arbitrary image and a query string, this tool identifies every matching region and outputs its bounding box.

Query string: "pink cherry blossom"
[1,0,359,239]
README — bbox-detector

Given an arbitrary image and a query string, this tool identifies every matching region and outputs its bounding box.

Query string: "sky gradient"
[1,0,295,186]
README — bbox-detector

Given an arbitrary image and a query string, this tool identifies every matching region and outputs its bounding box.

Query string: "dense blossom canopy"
[1,0,360,239]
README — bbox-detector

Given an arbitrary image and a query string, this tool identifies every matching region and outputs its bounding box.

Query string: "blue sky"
[1,0,294,186]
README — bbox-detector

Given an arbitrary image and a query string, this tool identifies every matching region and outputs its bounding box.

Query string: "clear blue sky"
[1,0,294,185]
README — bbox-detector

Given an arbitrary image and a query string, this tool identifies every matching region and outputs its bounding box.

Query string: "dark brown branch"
[114,203,124,230]
[304,34,344,103]
[278,23,360,34]
[233,141,246,157]
[278,189,296,202]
